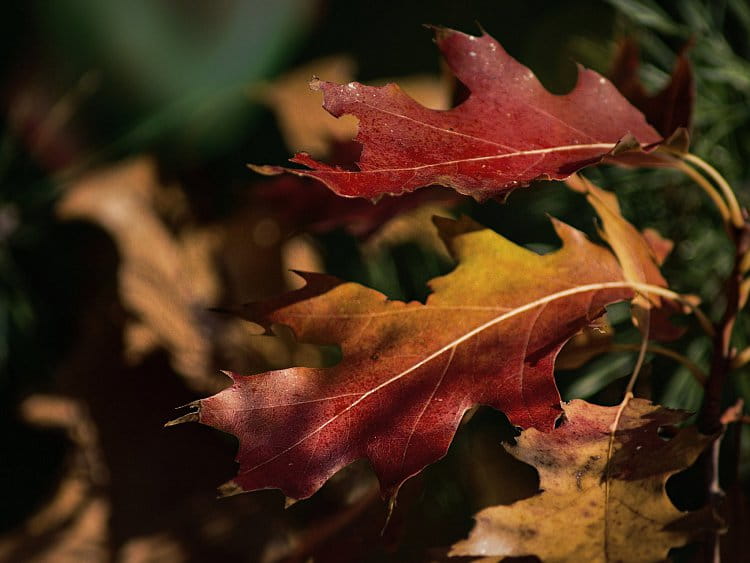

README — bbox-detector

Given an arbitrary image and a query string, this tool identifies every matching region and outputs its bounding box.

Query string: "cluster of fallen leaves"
[180,26,737,562]
[4,23,742,563]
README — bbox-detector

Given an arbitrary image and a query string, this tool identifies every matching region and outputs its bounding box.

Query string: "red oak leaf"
[610,38,694,138]
[177,217,634,501]
[251,27,662,201]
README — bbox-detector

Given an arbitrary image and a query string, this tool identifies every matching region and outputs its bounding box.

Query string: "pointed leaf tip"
[217,480,245,498]
[164,411,199,427]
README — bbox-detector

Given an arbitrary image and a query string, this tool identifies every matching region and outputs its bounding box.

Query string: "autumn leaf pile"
[171,26,743,562]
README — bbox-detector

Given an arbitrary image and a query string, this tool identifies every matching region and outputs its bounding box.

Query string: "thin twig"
[624,313,650,396]
[682,153,746,229]
[685,157,750,561]
[603,312,651,559]
[609,343,707,384]
[666,157,732,225]
[698,223,750,434]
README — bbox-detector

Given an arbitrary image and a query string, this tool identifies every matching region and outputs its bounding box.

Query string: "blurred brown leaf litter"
[0,53,462,561]
[57,156,320,391]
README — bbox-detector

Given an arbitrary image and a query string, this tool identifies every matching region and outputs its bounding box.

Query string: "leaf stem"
[666,158,732,227]
[609,343,707,384]
[682,153,746,229]
[488,281,707,337]
[604,389,634,561]
[624,316,650,396]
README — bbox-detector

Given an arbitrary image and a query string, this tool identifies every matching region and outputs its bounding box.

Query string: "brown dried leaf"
[58,158,220,388]
[0,395,109,563]
[57,157,308,390]
[452,399,721,562]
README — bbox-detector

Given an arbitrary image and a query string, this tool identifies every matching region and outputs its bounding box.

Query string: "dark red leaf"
[610,38,694,138]
[252,27,661,201]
